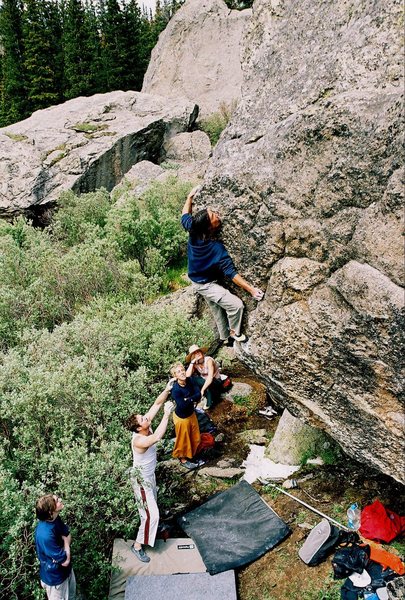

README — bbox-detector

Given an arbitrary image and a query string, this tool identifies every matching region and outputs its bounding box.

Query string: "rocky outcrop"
[142,0,250,117]
[198,0,404,482]
[1,0,402,484]
[0,91,197,216]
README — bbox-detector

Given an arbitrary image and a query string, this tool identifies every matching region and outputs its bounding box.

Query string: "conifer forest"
[0,0,184,127]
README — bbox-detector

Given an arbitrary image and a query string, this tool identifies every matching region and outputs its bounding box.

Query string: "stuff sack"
[331,544,371,579]
[298,519,341,566]
[360,500,405,543]
[196,432,215,454]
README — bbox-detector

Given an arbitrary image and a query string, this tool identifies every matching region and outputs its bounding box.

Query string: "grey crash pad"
[125,570,237,600]
[178,479,291,574]
[109,538,206,599]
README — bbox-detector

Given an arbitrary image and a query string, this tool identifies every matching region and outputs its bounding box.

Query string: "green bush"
[0,223,157,348]
[0,459,44,600]
[0,177,192,350]
[105,176,191,271]
[0,172,215,598]
[198,101,237,146]
[0,301,213,598]
[51,188,112,247]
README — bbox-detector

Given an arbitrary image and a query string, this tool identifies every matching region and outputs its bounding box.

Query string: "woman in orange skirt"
[170,362,204,470]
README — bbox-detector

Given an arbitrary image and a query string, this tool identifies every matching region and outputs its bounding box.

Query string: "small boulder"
[164,131,212,162]
[266,409,327,465]
[225,381,253,402]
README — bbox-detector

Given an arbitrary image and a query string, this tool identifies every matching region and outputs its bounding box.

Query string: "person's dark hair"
[190,209,211,238]
[125,413,142,433]
[36,494,56,521]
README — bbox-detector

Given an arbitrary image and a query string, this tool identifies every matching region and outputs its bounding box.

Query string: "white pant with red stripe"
[132,474,159,548]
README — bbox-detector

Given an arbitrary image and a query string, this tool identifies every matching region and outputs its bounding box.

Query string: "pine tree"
[150,0,166,47]
[62,0,100,98]
[99,0,126,91]
[85,0,105,92]
[0,0,27,125]
[23,0,63,112]
[120,0,146,91]
[45,0,64,101]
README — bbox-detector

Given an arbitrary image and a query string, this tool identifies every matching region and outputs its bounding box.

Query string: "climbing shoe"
[180,460,198,470]
[233,333,248,343]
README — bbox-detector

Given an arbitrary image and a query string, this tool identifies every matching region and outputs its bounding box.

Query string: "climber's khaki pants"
[192,281,244,340]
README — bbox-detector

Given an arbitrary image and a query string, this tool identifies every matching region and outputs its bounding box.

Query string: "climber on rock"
[181,186,264,345]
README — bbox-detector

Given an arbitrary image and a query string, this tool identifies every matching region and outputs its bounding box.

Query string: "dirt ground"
[159,367,405,600]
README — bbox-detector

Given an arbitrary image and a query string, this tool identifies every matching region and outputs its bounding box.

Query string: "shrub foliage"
[0,177,214,598]
[198,101,237,146]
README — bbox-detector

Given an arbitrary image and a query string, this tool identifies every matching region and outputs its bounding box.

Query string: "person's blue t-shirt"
[35,516,72,585]
[181,214,237,283]
[171,378,201,418]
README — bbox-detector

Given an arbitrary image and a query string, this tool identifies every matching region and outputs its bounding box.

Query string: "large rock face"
[142,0,250,117]
[199,0,404,482]
[0,91,197,216]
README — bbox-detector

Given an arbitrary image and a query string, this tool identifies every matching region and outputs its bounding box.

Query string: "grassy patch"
[300,437,343,467]
[232,391,262,416]
[41,144,67,163]
[300,577,341,600]
[159,259,189,294]
[390,538,405,557]
[276,573,342,600]
[48,152,66,166]
[294,509,309,525]
[262,484,282,500]
[329,503,347,524]
[84,130,116,139]
[160,161,180,170]
[72,122,108,133]
[3,131,28,142]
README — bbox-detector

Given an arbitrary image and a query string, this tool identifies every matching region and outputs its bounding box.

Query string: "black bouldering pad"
[177,480,291,575]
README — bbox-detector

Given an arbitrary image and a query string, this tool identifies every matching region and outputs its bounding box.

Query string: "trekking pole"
[263,482,349,531]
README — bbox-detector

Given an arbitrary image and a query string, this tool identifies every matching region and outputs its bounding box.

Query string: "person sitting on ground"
[125,384,174,563]
[181,186,264,345]
[170,362,205,470]
[186,344,223,409]
[34,493,76,600]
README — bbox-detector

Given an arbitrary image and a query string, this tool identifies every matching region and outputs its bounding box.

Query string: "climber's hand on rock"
[251,287,264,301]
[188,185,201,199]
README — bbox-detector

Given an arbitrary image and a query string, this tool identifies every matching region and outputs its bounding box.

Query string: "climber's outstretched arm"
[182,186,200,216]
[232,274,264,300]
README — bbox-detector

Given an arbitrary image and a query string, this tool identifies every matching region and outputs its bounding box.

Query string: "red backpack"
[359,500,405,543]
